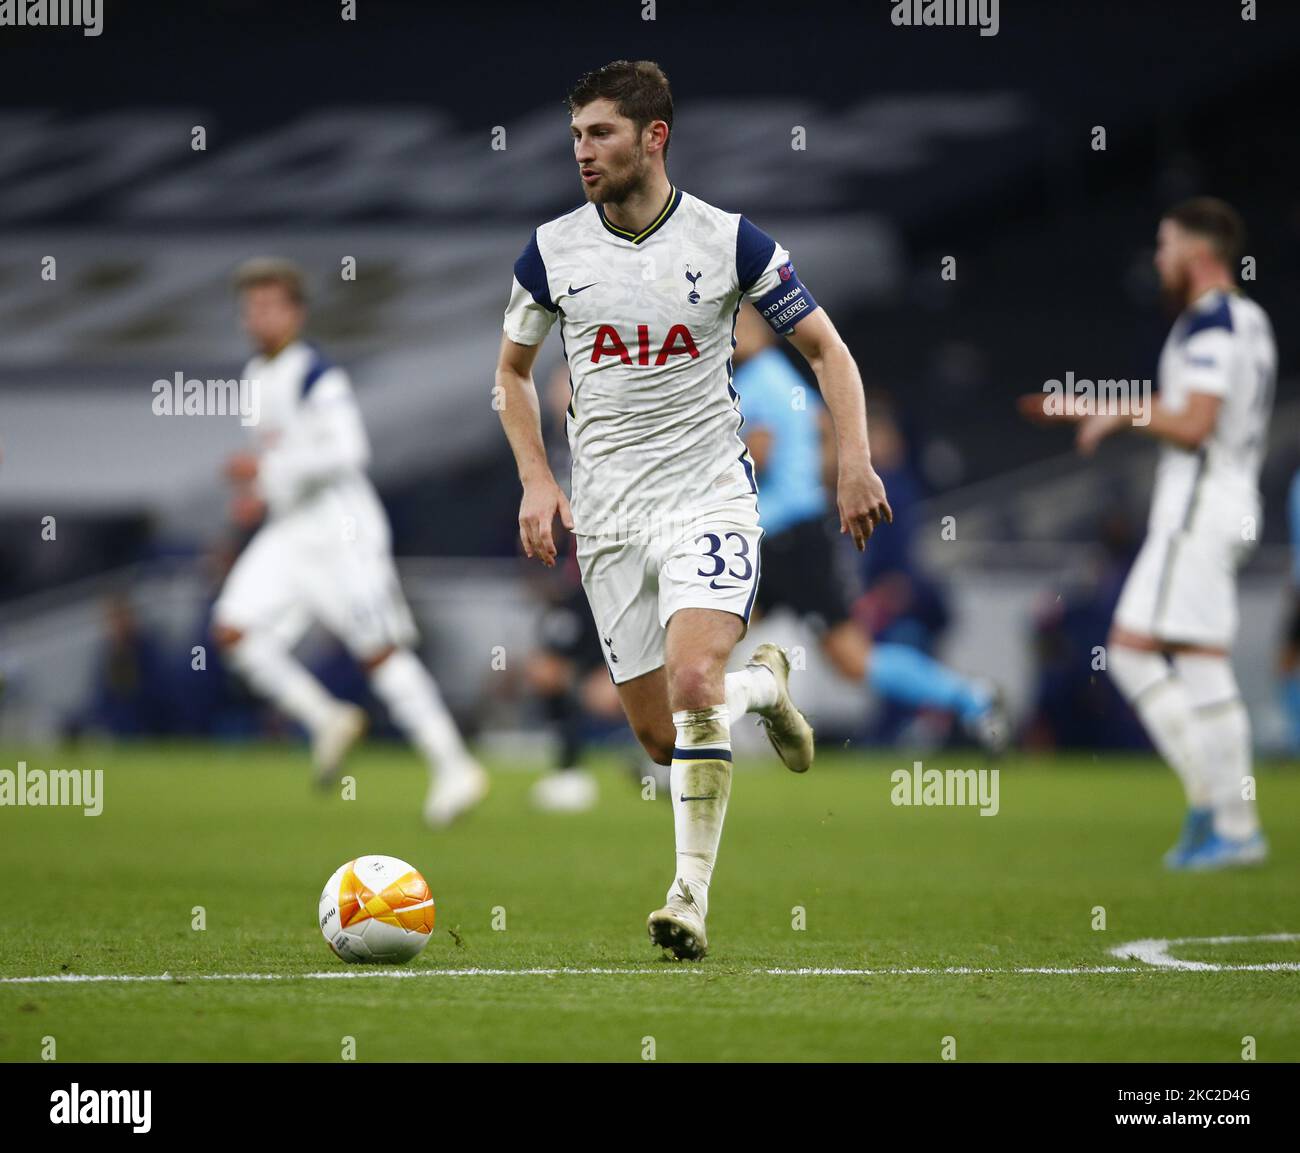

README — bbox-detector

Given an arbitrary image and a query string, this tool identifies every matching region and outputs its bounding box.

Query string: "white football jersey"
[503,186,820,537]
[1149,289,1277,534]
[241,339,385,533]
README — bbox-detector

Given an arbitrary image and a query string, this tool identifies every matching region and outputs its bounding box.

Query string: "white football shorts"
[1113,522,1254,648]
[214,497,417,659]
[575,495,764,684]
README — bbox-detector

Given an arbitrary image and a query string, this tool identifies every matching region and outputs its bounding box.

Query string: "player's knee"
[667,657,724,713]
[634,724,674,767]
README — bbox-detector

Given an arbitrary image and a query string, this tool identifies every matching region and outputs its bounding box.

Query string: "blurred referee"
[732,304,1006,750]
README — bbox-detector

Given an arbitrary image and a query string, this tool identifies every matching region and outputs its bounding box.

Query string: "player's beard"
[1159,264,1192,317]
[584,146,649,207]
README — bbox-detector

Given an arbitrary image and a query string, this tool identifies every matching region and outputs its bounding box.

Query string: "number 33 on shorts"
[661,524,764,626]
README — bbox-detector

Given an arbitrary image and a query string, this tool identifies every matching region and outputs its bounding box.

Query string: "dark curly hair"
[567,60,673,158]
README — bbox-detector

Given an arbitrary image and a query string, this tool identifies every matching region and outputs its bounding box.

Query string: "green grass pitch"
[1,743,1297,1062]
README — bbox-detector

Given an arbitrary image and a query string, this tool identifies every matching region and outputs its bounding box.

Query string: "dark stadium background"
[1,0,1297,750]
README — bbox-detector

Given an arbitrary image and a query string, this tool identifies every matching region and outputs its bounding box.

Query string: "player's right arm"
[1019,322,1229,454]
[495,333,573,566]
[1017,377,1222,455]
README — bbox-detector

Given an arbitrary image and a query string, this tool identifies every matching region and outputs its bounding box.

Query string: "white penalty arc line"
[1108,932,1300,971]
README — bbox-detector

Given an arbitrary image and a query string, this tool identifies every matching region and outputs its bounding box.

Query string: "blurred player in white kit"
[1023,198,1276,870]
[212,258,487,827]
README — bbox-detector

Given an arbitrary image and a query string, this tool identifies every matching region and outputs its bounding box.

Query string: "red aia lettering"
[590,324,699,366]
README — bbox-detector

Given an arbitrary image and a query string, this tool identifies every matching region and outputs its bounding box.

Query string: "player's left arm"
[785,309,892,549]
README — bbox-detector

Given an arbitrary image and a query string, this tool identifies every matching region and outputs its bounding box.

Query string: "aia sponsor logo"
[590,324,700,366]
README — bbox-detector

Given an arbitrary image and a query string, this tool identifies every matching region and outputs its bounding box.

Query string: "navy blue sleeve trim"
[514,230,557,313]
[1182,294,1233,341]
[736,216,777,294]
[301,348,334,397]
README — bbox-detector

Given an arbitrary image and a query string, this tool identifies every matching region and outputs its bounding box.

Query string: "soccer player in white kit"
[495,61,892,958]
[1022,199,1276,870]
[212,259,488,828]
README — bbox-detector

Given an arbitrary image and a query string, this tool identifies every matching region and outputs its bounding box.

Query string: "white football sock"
[368,648,472,780]
[1174,653,1258,840]
[227,632,339,734]
[724,664,778,720]
[1108,646,1209,808]
[668,704,732,921]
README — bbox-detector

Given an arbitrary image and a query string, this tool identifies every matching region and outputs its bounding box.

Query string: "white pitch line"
[3,958,1298,986]
[0,967,1128,985]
